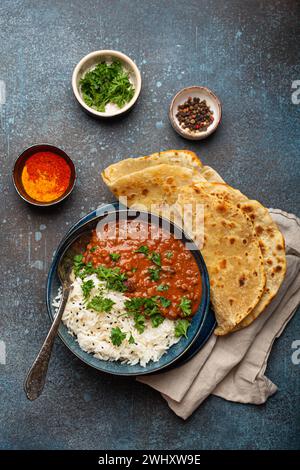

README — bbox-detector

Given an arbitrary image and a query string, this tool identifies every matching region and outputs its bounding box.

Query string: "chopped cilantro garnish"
[96,265,127,292]
[148,267,161,281]
[87,295,115,313]
[110,327,126,346]
[80,60,135,112]
[159,297,171,308]
[135,246,161,268]
[124,298,146,333]
[175,319,190,338]
[110,253,121,262]
[149,252,161,266]
[179,296,192,317]
[135,245,149,255]
[73,255,128,292]
[128,333,135,344]
[82,262,95,278]
[151,314,165,328]
[133,313,145,334]
[125,297,166,333]
[81,279,95,301]
[157,283,169,292]
[124,297,145,312]
[73,255,95,280]
[73,254,85,277]
[131,267,137,272]
[78,262,94,279]
[90,247,97,253]
[143,297,161,316]
[166,251,173,259]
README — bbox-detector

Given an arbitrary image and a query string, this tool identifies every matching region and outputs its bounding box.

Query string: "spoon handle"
[24,288,69,400]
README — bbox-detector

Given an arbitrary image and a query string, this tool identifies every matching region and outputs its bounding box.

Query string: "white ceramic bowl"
[72,50,142,118]
[169,86,222,140]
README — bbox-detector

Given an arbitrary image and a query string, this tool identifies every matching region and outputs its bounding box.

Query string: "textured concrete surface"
[0,0,299,450]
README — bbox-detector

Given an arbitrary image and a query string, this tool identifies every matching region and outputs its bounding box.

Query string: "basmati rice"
[53,274,180,367]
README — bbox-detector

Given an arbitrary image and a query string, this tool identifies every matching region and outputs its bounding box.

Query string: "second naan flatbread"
[175,184,266,335]
[196,181,286,330]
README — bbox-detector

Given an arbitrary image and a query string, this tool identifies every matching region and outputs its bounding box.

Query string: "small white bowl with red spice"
[169,86,222,140]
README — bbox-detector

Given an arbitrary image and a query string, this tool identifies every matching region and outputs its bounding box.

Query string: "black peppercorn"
[176,97,214,132]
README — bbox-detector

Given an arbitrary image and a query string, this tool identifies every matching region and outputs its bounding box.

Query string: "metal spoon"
[24,230,92,400]
[23,209,139,399]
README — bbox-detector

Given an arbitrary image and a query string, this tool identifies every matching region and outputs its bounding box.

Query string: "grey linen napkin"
[138,209,300,419]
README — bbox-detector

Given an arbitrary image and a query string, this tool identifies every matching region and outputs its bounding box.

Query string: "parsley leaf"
[148,267,161,281]
[166,251,173,259]
[73,253,128,292]
[73,254,85,277]
[149,252,161,266]
[80,60,135,112]
[110,327,126,346]
[157,283,169,292]
[124,296,167,332]
[159,297,171,308]
[87,295,115,312]
[96,265,127,292]
[135,245,149,255]
[133,313,145,334]
[125,297,145,313]
[128,333,135,344]
[82,262,95,278]
[124,298,146,333]
[90,247,97,253]
[151,314,165,328]
[144,297,160,316]
[73,253,95,280]
[179,296,192,317]
[110,253,121,262]
[175,319,190,338]
[81,279,95,301]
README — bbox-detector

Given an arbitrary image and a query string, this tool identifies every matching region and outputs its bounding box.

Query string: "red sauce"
[82,220,202,320]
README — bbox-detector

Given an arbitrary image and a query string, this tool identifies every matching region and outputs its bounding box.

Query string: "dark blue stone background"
[0,0,299,450]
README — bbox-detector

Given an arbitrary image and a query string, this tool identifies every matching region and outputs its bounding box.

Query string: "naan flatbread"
[174,184,266,335]
[102,150,202,186]
[103,163,266,335]
[199,165,225,183]
[104,163,204,209]
[196,181,286,330]
[101,150,286,335]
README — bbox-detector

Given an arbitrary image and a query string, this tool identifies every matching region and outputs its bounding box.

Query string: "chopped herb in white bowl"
[80,60,135,112]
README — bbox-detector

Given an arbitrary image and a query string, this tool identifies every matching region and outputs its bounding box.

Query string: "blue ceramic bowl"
[46,204,210,376]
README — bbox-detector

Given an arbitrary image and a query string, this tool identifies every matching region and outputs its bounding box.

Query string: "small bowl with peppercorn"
[169,86,222,140]
[12,144,76,207]
[72,50,142,118]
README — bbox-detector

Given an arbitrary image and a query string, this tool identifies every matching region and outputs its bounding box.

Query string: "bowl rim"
[46,205,211,376]
[72,49,142,118]
[169,85,222,140]
[12,143,76,207]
